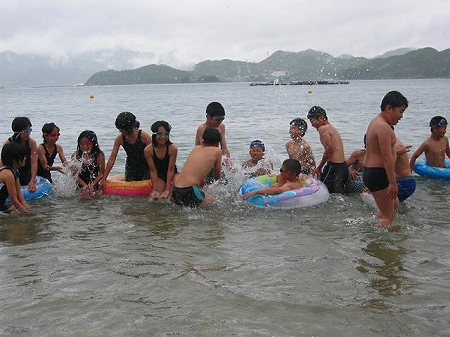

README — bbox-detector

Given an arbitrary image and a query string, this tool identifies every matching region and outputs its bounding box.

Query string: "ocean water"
[0,80,449,336]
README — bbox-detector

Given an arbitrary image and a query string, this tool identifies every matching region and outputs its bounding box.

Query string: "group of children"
[1,95,449,227]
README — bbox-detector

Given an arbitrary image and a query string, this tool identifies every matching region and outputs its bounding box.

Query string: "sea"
[0,79,449,336]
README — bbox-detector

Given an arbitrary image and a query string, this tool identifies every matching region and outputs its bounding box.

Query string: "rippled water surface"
[0,80,449,336]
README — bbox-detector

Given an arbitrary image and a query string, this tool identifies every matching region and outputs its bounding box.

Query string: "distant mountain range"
[1,47,449,87]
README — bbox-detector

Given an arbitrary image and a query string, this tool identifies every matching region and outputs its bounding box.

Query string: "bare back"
[318,123,345,163]
[175,145,222,187]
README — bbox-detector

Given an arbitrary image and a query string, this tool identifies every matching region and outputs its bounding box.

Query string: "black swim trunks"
[172,185,205,207]
[321,162,348,193]
[363,167,389,192]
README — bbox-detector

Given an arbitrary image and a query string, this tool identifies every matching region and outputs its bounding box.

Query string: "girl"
[37,123,67,183]
[3,117,38,192]
[72,130,105,197]
[0,142,30,214]
[144,121,178,200]
[101,112,152,187]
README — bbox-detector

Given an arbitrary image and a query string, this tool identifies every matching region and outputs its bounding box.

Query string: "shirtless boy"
[285,118,316,174]
[172,127,223,207]
[409,116,450,170]
[195,102,230,158]
[307,106,347,193]
[395,137,416,203]
[242,159,305,199]
[363,91,408,227]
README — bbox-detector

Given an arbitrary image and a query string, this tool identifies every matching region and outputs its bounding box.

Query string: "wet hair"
[282,159,302,177]
[202,127,222,145]
[307,106,327,120]
[1,142,26,167]
[41,123,60,141]
[76,130,102,158]
[11,117,32,141]
[115,112,139,134]
[151,120,173,145]
[429,116,447,131]
[206,102,225,117]
[250,140,265,152]
[380,91,408,111]
[290,118,308,133]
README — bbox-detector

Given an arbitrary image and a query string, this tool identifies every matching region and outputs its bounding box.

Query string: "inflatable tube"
[7,175,52,201]
[104,174,153,196]
[239,175,329,208]
[413,159,450,180]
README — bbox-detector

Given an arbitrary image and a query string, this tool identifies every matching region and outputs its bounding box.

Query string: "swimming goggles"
[430,118,447,128]
[153,131,170,136]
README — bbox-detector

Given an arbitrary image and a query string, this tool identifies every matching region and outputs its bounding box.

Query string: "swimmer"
[172,127,222,207]
[242,140,273,177]
[285,118,316,174]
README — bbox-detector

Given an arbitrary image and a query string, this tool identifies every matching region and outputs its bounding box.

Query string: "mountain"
[1,47,449,87]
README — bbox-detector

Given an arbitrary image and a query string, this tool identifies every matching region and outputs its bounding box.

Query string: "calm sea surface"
[0,80,449,336]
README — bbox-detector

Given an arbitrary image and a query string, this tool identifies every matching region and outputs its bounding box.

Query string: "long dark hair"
[76,130,102,158]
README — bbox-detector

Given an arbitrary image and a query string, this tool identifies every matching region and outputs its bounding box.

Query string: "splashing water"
[52,158,81,198]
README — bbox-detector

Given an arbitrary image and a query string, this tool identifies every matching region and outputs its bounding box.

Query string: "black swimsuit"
[37,143,57,182]
[122,130,150,181]
[0,167,20,212]
[152,144,178,182]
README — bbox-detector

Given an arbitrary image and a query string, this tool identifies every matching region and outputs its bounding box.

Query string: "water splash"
[52,159,80,198]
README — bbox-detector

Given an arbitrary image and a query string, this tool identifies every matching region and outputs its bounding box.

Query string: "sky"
[1,0,449,69]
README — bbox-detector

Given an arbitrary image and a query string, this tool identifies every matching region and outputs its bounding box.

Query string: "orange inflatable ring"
[104,174,153,196]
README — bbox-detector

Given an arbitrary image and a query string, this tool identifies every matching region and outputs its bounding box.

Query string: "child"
[2,117,38,192]
[345,135,366,193]
[0,142,30,214]
[363,91,408,227]
[72,130,105,197]
[101,112,152,187]
[242,140,273,177]
[395,137,416,203]
[409,116,450,170]
[307,106,348,193]
[195,102,230,158]
[144,120,179,200]
[285,118,316,174]
[241,159,305,199]
[37,123,67,183]
[195,102,230,184]
[172,127,223,208]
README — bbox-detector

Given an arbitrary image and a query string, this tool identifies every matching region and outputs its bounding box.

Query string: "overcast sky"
[1,0,448,69]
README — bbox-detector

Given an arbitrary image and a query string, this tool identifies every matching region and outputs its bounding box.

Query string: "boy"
[241,159,304,199]
[242,140,273,177]
[195,102,230,158]
[172,127,223,207]
[395,137,416,203]
[307,106,347,193]
[409,116,450,170]
[363,91,408,227]
[285,118,316,174]
[0,142,30,214]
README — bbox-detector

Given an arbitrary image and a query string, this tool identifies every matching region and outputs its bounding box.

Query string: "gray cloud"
[1,0,449,69]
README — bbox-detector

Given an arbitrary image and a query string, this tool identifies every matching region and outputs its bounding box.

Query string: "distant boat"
[250,80,349,86]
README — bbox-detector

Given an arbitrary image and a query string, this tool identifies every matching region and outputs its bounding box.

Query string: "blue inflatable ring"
[7,175,52,201]
[413,159,450,180]
[239,175,329,208]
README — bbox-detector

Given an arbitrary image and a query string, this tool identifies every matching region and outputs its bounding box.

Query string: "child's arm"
[57,144,68,167]
[100,135,122,187]
[144,145,159,192]
[6,172,29,213]
[219,124,231,158]
[164,144,178,195]
[445,137,450,159]
[409,141,427,171]
[28,138,39,192]
[195,125,204,146]
[90,152,105,189]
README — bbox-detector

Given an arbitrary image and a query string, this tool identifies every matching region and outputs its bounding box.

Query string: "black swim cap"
[429,116,447,129]
[290,118,308,132]
[307,106,327,119]
[115,112,138,132]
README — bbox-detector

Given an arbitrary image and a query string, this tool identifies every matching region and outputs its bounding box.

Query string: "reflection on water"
[359,235,408,299]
